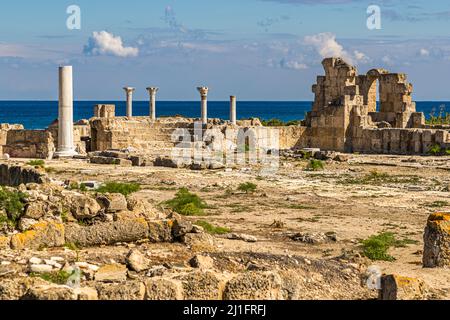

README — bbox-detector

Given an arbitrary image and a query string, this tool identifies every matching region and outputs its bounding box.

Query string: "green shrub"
[69,182,87,192]
[361,232,397,261]
[305,159,324,171]
[428,144,442,155]
[0,187,27,226]
[361,232,418,261]
[261,119,301,127]
[195,220,230,235]
[31,270,74,285]
[96,182,140,196]
[26,160,45,168]
[237,182,257,193]
[164,188,208,216]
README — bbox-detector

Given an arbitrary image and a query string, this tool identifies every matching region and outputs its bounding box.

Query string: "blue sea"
[0,101,448,130]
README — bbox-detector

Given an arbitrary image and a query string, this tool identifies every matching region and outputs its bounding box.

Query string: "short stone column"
[123,87,135,117]
[197,87,209,124]
[146,87,159,120]
[423,212,450,268]
[55,66,77,158]
[230,96,237,125]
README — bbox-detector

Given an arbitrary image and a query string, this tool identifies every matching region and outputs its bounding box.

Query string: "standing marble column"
[230,96,237,125]
[123,87,135,117]
[55,66,77,158]
[197,87,209,124]
[146,87,159,120]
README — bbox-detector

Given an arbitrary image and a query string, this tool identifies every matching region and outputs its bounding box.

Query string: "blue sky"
[0,0,449,100]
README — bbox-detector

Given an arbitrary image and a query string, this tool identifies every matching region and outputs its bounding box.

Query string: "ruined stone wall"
[350,127,449,154]
[2,130,55,159]
[90,117,192,152]
[0,163,49,186]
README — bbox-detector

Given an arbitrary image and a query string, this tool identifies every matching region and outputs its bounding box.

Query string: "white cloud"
[84,31,139,58]
[353,50,370,63]
[419,48,430,57]
[304,32,352,62]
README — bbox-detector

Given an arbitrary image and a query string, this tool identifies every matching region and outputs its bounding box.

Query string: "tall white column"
[146,87,159,120]
[123,87,135,117]
[55,66,77,158]
[197,87,209,125]
[230,95,237,125]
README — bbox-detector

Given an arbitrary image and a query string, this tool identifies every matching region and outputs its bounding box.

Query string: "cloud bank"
[84,31,139,58]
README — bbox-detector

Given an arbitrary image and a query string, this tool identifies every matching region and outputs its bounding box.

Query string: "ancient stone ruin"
[0,58,448,162]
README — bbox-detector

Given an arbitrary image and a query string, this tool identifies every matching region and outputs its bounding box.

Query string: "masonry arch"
[365,69,388,113]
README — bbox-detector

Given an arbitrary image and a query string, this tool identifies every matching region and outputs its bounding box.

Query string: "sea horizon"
[0,100,448,130]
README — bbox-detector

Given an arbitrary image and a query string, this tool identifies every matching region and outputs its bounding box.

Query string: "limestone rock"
[175,271,225,300]
[23,201,46,219]
[65,219,149,247]
[154,156,187,168]
[189,255,214,270]
[182,233,216,251]
[147,220,173,242]
[145,278,184,300]
[423,213,450,268]
[223,271,282,300]
[23,285,76,300]
[227,233,257,243]
[126,195,161,219]
[379,275,426,300]
[17,218,39,232]
[96,193,127,213]
[90,156,132,167]
[29,264,53,273]
[126,249,150,273]
[290,232,337,244]
[74,287,98,300]
[96,281,145,300]
[0,236,10,249]
[10,221,65,250]
[67,192,101,219]
[172,219,194,239]
[94,264,128,283]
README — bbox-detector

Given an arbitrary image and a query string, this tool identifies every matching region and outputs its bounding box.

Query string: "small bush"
[26,160,45,168]
[262,119,301,127]
[361,232,397,261]
[361,232,418,261]
[428,144,442,155]
[305,159,324,171]
[0,187,27,226]
[195,220,230,235]
[96,182,140,196]
[164,188,208,216]
[31,270,74,285]
[237,182,257,194]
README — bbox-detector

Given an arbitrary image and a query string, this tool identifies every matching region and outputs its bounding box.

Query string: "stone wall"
[2,130,55,159]
[0,164,49,186]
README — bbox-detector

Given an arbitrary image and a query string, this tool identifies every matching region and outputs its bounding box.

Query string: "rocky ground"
[0,152,449,300]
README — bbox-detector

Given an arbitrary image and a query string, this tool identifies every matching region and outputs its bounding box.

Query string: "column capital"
[146,87,159,95]
[197,86,209,97]
[123,87,136,93]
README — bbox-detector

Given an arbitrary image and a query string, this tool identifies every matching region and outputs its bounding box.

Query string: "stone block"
[10,221,65,250]
[423,213,450,268]
[379,275,426,300]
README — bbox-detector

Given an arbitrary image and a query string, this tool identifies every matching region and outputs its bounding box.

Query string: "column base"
[53,149,78,159]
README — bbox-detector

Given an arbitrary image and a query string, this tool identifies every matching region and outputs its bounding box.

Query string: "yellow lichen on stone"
[10,221,65,250]
[428,213,450,233]
[0,236,11,249]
